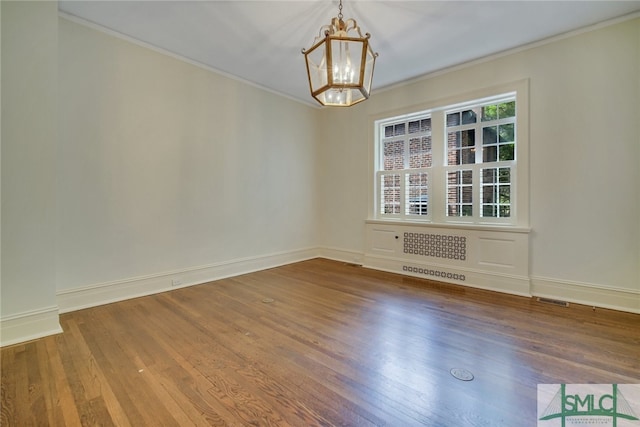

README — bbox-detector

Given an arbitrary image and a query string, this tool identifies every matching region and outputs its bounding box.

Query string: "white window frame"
[371,80,529,229]
[443,95,516,225]
[375,111,434,221]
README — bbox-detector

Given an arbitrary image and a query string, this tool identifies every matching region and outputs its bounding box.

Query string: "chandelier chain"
[338,0,343,20]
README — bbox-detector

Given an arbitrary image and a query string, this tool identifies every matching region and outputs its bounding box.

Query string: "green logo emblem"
[538,384,639,427]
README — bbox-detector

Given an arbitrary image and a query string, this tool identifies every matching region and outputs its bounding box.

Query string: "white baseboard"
[57,248,319,313]
[316,246,365,265]
[362,252,531,297]
[5,247,633,348]
[361,253,639,313]
[0,306,63,347]
[531,276,640,314]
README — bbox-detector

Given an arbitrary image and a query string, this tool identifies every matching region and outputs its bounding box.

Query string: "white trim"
[313,246,531,296]
[0,306,63,347]
[316,246,365,265]
[363,252,531,297]
[57,248,318,313]
[531,276,640,314]
[365,219,531,234]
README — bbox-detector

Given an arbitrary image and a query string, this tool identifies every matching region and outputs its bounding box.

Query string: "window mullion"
[430,110,446,222]
[404,135,410,170]
[400,170,407,219]
[472,163,481,220]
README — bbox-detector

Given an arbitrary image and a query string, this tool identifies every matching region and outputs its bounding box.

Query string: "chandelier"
[302,0,378,107]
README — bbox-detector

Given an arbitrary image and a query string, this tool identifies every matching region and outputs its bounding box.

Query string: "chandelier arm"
[343,18,367,38]
[344,18,357,33]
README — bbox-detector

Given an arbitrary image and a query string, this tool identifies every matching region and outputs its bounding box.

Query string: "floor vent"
[537,297,569,307]
[403,265,465,281]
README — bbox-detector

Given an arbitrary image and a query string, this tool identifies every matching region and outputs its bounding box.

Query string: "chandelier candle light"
[302,0,378,107]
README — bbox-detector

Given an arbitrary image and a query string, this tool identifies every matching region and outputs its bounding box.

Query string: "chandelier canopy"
[302,0,378,107]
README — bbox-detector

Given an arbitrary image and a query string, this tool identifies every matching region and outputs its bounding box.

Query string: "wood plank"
[2,259,639,426]
[41,335,82,426]
[1,345,17,425]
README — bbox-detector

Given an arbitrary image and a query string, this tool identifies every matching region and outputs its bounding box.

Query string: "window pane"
[481,167,511,218]
[408,119,431,134]
[462,186,472,203]
[460,148,474,164]
[482,205,496,217]
[482,104,498,121]
[385,125,394,138]
[499,143,515,161]
[499,168,511,183]
[461,109,477,124]
[498,101,515,118]
[447,170,473,217]
[448,171,459,186]
[498,124,514,143]
[499,185,510,203]
[394,123,406,136]
[448,131,461,149]
[483,126,497,144]
[461,130,475,147]
[383,140,404,170]
[447,112,460,127]
[482,168,496,183]
[483,184,496,203]
[448,185,459,202]
[381,174,401,214]
[406,173,428,216]
[409,136,432,168]
[447,130,475,165]
[483,146,497,162]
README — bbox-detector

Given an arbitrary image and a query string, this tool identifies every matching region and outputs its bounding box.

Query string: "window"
[374,89,525,226]
[445,99,516,221]
[378,114,432,219]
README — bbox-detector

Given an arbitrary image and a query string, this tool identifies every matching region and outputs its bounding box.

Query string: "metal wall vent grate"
[403,265,466,281]
[537,297,569,307]
[403,232,466,260]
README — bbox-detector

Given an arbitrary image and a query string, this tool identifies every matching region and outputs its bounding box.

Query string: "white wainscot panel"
[364,221,531,297]
[478,237,516,268]
[367,225,400,255]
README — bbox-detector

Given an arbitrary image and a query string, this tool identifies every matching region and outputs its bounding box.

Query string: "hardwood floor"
[2,258,639,426]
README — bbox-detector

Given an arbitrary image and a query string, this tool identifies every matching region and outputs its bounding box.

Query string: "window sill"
[365,218,531,234]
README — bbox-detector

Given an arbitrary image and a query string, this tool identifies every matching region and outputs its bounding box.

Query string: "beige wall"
[56,18,319,291]
[1,1,61,343]
[318,18,640,302]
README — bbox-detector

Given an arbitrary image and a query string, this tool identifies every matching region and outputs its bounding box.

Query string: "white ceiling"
[59,1,640,107]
